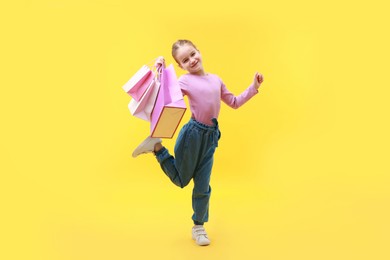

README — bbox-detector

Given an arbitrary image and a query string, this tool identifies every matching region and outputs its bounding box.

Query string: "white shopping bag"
[128,78,161,121]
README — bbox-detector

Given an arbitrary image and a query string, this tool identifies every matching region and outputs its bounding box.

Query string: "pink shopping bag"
[128,78,161,121]
[122,65,154,102]
[150,64,186,138]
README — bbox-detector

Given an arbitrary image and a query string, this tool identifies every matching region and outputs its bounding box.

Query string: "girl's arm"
[221,72,264,109]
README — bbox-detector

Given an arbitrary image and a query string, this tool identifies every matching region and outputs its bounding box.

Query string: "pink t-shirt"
[178,73,258,126]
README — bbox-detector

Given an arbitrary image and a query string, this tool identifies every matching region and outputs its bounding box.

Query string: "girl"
[132,39,264,246]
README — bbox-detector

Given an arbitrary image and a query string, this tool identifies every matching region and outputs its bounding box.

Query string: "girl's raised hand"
[253,72,264,90]
[154,56,166,68]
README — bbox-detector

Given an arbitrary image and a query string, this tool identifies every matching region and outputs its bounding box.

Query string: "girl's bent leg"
[154,123,199,188]
[155,147,186,187]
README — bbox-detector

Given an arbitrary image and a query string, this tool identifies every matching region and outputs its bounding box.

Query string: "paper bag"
[150,64,186,138]
[128,79,161,121]
[122,65,154,102]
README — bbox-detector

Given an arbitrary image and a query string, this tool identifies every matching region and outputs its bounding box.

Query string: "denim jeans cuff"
[155,147,170,163]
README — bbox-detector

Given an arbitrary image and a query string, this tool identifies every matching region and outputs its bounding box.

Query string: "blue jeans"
[155,118,221,224]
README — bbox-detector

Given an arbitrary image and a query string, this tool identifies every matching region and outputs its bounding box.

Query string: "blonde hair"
[171,39,199,63]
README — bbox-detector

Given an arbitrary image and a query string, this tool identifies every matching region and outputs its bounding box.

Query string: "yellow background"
[1,0,389,259]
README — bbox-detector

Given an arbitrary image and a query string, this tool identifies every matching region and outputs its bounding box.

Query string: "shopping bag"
[128,78,161,121]
[150,64,186,138]
[122,65,154,102]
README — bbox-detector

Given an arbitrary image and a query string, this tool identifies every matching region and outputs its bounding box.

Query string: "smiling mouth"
[191,61,198,68]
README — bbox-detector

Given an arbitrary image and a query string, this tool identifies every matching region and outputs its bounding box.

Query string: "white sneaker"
[132,136,162,158]
[192,225,210,246]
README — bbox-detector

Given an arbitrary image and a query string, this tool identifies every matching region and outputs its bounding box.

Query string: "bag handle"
[143,57,165,81]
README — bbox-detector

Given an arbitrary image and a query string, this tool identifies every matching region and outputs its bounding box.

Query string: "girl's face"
[175,44,205,75]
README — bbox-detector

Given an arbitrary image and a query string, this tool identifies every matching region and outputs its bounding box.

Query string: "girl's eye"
[191,52,195,56]
[183,59,188,63]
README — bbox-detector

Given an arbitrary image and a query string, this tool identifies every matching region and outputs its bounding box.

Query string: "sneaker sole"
[132,137,161,158]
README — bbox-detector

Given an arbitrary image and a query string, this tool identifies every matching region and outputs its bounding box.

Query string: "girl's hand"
[154,56,165,68]
[253,72,264,90]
